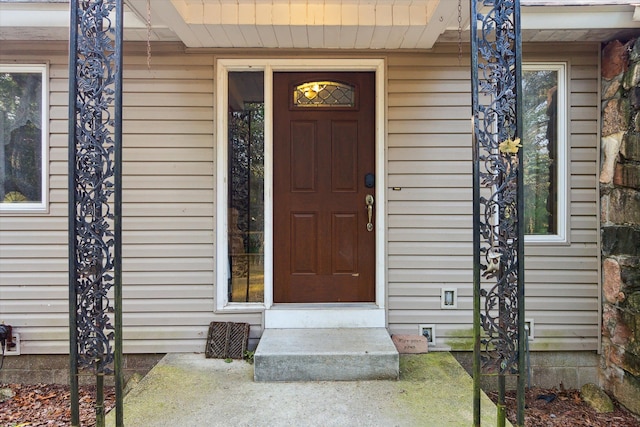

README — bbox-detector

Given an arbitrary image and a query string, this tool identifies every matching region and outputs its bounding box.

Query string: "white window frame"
[215,58,386,312]
[522,62,568,244]
[0,63,49,213]
[216,65,268,311]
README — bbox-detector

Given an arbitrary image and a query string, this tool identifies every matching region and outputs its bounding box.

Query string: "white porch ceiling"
[0,1,179,42]
[123,0,456,49]
[1,0,639,48]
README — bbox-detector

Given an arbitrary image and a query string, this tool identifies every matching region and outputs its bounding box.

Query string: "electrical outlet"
[524,319,534,341]
[419,324,436,345]
[3,333,21,356]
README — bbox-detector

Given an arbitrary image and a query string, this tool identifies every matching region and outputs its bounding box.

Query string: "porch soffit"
[128,0,640,49]
[0,1,179,42]
[0,1,639,47]
[125,0,453,49]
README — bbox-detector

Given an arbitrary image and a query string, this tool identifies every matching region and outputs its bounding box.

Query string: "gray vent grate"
[205,322,250,359]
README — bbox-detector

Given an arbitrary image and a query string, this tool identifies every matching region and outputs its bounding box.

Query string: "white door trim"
[264,305,386,328]
[216,58,386,328]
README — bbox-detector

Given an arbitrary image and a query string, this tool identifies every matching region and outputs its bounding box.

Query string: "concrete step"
[254,328,399,382]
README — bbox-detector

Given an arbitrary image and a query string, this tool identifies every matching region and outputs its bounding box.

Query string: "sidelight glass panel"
[228,71,264,302]
[1,65,47,210]
[522,67,562,236]
[294,81,354,107]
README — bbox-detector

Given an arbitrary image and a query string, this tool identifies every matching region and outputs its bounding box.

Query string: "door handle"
[365,194,374,232]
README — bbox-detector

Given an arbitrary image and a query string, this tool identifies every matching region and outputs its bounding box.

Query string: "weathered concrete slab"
[254,328,399,381]
[105,352,511,427]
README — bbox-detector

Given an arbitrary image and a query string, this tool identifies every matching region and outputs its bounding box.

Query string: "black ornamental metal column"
[470,1,525,426]
[68,1,123,426]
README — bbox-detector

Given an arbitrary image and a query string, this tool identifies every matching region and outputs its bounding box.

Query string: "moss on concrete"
[443,328,476,351]
[106,353,512,426]
[106,360,226,426]
[394,354,509,426]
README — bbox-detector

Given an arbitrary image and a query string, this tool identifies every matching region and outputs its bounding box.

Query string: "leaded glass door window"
[293,81,355,107]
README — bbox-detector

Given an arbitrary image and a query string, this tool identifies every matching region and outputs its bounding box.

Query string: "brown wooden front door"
[273,72,376,303]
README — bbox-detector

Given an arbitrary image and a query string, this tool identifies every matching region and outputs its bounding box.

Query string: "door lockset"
[365,173,375,188]
[365,194,374,232]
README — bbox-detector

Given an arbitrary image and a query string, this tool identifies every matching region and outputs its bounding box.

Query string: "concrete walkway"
[106,352,510,426]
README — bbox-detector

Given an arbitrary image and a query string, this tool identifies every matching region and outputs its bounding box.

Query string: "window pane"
[523,69,558,235]
[0,71,43,204]
[294,81,354,107]
[228,72,264,302]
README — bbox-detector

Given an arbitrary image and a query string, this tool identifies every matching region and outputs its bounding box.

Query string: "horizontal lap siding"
[1,41,601,355]
[0,42,261,354]
[386,43,600,351]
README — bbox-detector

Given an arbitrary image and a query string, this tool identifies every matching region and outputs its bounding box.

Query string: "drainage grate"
[205,322,250,359]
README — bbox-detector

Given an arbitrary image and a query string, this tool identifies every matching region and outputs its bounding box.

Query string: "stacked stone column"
[600,38,640,416]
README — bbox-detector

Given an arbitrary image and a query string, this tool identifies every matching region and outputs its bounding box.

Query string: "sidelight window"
[522,63,567,242]
[227,71,265,303]
[0,64,48,211]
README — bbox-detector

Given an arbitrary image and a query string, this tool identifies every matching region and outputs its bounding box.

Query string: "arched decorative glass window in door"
[293,81,355,107]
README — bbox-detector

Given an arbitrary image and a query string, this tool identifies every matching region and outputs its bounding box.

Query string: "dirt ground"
[0,384,115,427]
[1,383,639,426]
[487,387,640,427]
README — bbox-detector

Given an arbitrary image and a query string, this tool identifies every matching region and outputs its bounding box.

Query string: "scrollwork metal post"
[68,1,123,426]
[470,1,525,425]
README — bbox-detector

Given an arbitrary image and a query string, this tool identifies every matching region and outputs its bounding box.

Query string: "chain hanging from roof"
[458,0,463,65]
[470,0,526,425]
[146,0,152,69]
[68,0,124,425]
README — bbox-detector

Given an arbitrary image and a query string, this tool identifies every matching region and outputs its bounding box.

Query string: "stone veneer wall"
[600,38,640,416]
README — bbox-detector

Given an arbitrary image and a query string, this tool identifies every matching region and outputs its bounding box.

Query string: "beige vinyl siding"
[0,42,261,354]
[1,41,600,355]
[386,43,600,351]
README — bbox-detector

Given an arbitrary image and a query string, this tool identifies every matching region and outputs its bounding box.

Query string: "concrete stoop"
[254,328,399,381]
[106,352,510,426]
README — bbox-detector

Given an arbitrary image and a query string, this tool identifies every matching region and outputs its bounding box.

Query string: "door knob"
[365,194,374,232]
